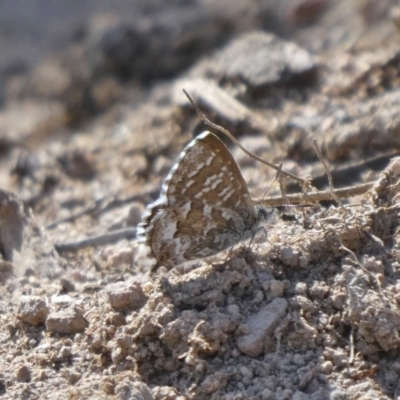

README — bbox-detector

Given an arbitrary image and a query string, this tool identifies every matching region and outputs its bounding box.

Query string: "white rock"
[236,298,288,357]
[17,295,49,326]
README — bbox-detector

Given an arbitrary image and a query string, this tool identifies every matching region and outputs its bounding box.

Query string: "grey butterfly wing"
[138,131,258,270]
[162,132,255,213]
[148,201,257,269]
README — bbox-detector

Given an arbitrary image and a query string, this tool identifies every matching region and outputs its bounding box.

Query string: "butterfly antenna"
[182,88,306,185]
[312,138,345,210]
[261,161,283,199]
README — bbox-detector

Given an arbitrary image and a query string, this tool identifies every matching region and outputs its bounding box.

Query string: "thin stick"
[312,138,345,209]
[183,89,306,185]
[54,228,137,252]
[254,181,373,206]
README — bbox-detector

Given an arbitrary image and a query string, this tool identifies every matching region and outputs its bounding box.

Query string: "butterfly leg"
[248,225,268,248]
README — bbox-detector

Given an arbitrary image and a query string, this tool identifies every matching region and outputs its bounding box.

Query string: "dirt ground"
[1,1,400,399]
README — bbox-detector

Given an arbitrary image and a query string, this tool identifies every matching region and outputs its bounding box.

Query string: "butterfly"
[137,131,269,272]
